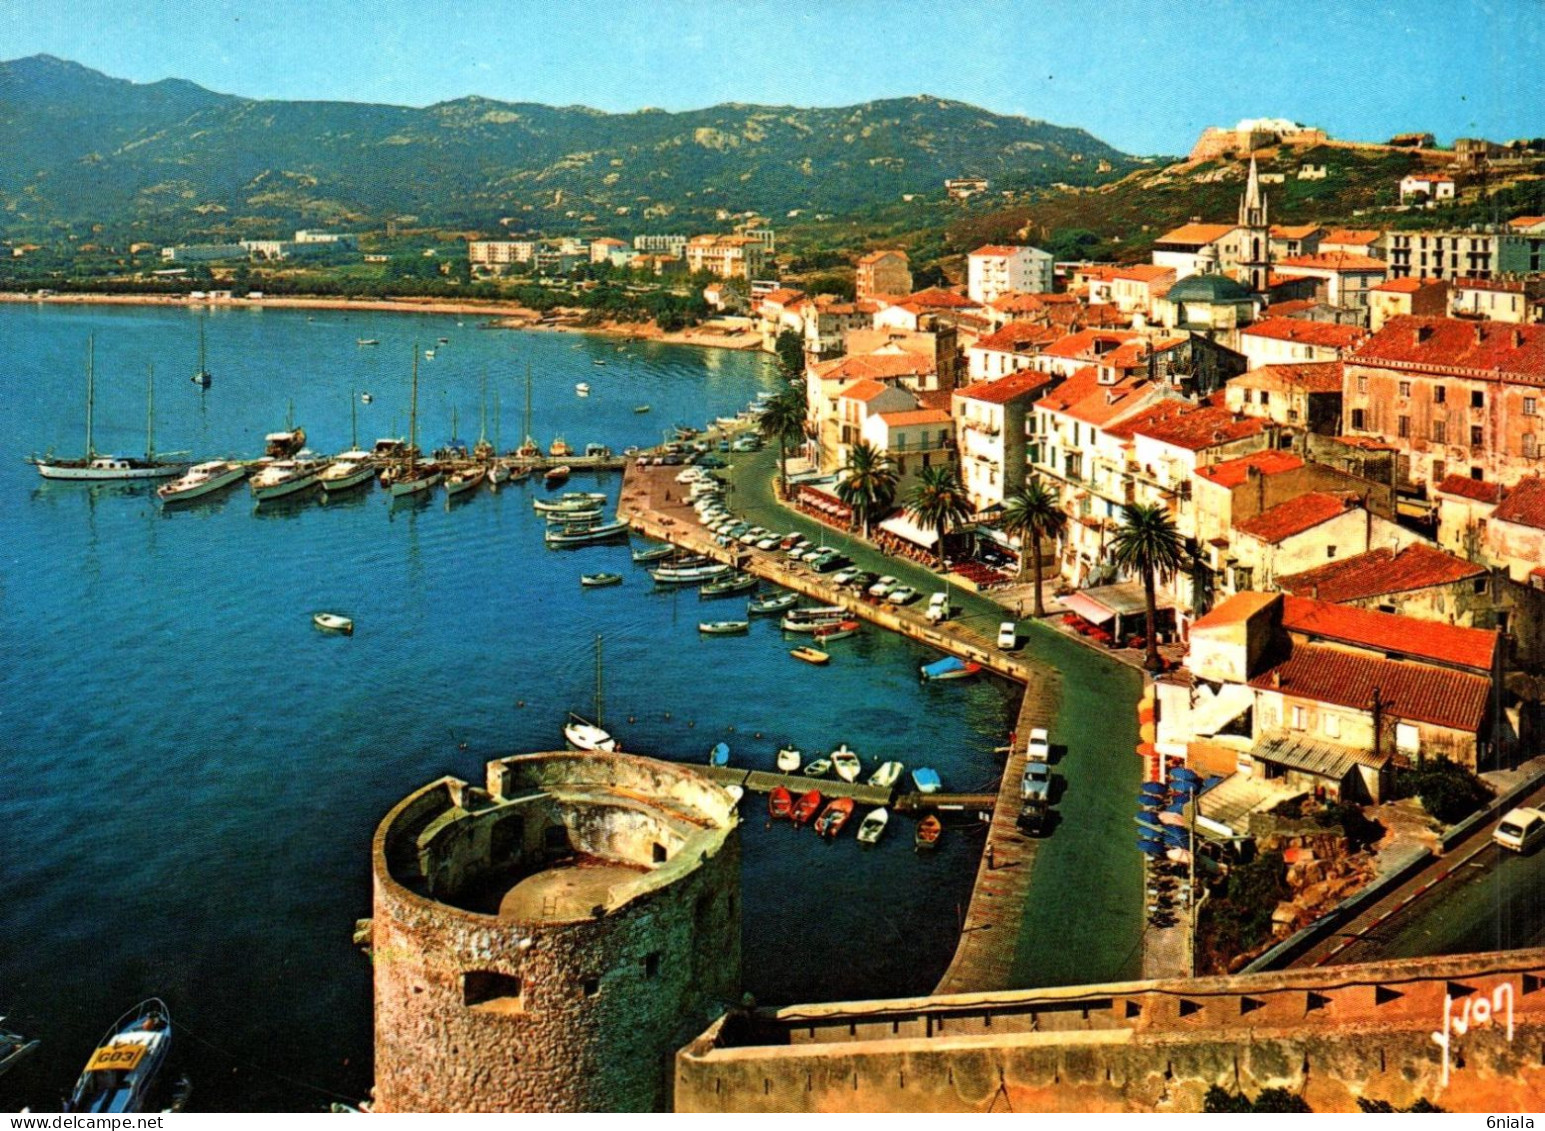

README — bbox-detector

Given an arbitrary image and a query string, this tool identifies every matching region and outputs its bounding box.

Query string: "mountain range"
[0,55,1138,240]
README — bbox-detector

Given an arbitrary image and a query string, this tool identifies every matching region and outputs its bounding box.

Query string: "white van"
[926,592,951,623]
[1494,807,1545,852]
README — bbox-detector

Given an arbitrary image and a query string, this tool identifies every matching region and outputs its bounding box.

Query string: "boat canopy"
[921,655,969,679]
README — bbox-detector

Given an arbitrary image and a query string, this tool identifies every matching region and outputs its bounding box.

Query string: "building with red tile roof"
[1449,275,1545,324]
[1124,401,1269,453]
[1224,361,1344,434]
[1235,492,1360,545]
[1368,276,1449,331]
[1239,317,1368,369]
[955,368,1053,405]
[1280,593,1499,674]
[1319,229,1383,254]
[1436,473,1506,504]
[965,320,1061,381]
[1194,449,1306,489]
[1034,328,1143,376]
[1277,543,1486,604]
[855,249,911,300]
[1154,222,1238,248]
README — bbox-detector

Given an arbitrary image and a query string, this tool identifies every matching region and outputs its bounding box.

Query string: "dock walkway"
[698,763,998,814]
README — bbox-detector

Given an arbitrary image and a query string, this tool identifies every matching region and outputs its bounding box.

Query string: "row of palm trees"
[758,383,1188,672]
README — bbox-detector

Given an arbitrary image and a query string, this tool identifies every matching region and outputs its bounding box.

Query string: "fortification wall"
[372,753,742,1113]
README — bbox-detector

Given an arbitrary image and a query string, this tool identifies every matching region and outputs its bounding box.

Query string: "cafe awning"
[1061,590,1115,625]
[878,513,938,548]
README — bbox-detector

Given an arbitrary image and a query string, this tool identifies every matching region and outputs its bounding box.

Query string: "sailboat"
[473,371,496,462]
[488,385,511,486]
[31,342,189,480]
[564,635,617,752]
[318,390,377,494]
[514,362,541,461]
[191,316,212,387]
[382,344,444,497]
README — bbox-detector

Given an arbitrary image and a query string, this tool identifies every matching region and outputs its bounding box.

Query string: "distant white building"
[967,245,1053,305]
[633,234,689,258]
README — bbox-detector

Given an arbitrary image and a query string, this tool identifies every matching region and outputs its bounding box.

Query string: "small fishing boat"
[781,606,849,632]
[592,359,606,366]
[915,814,943,850]
[768,785,793,820]
[0,1021,40,1079]
[747,591,800,616]
[856,807,890,845]
[357,338,380,347]
[361,392,374,404]
[830,744,861,783]
[651,562,731,585]
[550,437,574,458]
[700,572,758,599]
[869,761,904,790]
[575,383,591,397]
[790,645,831,665]
[631,544,675,564]
[815,796,855,838]
[911,768,943,794]
[791,788,822,826]
[544,465,571,487]
[65,999,172,1114]
[581,572,623,588]
[813,619,861,643]
[424,349,436,359]
[546,519,629,546]
[920,655,982,681]
[708,741,730,767]
[488,460,512,486]
[634,404,651,414]
[438,337,449,345]
[158,459,248,503]
[776,745,801,773]
[802,758,832,778]
[698,620,749,635]
[564,713,615,752]
[314,612,354,635]
[534,493,606,513]
[444,466,486,498]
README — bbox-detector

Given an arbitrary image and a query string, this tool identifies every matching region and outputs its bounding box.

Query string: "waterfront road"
[717,449,1145,990]
[1292,775,1545,969]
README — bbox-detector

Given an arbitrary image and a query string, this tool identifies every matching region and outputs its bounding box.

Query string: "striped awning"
[1061,590,1115,625]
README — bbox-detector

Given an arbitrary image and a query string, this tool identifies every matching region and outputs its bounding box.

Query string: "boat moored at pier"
[65,999,172,1114]
[157,460,248,503]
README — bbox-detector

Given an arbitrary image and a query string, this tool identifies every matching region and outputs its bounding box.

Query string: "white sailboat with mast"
[564,635,617,752]
[384,343,443,497]
[488,383,511,485]
[319,389,377,493]
[515,362,541,461]
[30,340,188,480]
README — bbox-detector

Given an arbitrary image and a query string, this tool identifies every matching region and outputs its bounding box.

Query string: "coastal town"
[6,13,1545,1116]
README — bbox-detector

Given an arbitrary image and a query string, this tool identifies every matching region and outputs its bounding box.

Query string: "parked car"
[1495,807,1545,852]
[755,536,781,551]
[886,585,919,605]
[779,533,805,550]
[998,621,1018,650]
[848,571,879,591]
[812,553,851,573]
[925,592,951,623]
[1020,760,1051,802]
[1017,799,1053,838]
[1026,727,1051,763]
[868,575,899,598]
[832,566,862,586]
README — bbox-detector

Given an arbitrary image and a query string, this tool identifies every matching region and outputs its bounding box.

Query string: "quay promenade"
[617,451,1144,993]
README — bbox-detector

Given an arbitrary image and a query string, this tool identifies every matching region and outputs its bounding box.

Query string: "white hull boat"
[776,746,801,773]
[650,562,731,585]
[158,460,248,503]
[250,454,326,500]
[564,715,616,753]
[856,807,889,845]
[318,452,377,493]
[831,745,861,783]
[869,761,905,790]
[445,467,486,497]
[546,518,629,546]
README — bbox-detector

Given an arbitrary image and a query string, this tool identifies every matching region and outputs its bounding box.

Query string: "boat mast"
[145,362,156,462]
[479,370,488,445]
[85,335,96,459]
[524,362,534,449]
[494,387,502,451]
[594,634,604,728]
[408,344,419,472]
[350,387,359,451]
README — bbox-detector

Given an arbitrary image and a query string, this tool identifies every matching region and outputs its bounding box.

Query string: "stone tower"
[367,751,742,1112]
[1237,156,1272,293]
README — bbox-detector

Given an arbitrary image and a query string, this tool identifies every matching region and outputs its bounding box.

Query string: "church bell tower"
[1237,156,1271,293]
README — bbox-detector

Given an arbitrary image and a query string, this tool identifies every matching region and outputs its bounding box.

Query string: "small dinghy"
[776,745,801,772]
[631,544,675,564]
[708,741,730,767]
[915,814,943,850]
[802,758,832,778]
[791,788,822,826]
[790,645,830,665]
[920,655,981,681]
[815,796,855,838]
[581,573,623,588]
[911,767,943,794]
[313,612,354,635]
[856,807,890,845]
[768,785,793,820]
[748,591,799,615]
[869,760,905,789]
[830,744,861,782]
[698,620,749,635]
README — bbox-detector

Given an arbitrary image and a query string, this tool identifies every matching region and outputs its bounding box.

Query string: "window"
[1471,425,1484,448]
[1472,390,1486,409]
[1291,705,1307,731]
[462,971,524,1011]
[1233,565,1253,591]
[1474,577,1489,595]
[1323,714,1341,739]
[1351,408,1366,430]
[1260,392,1270,406]
[1398,416,1410,438]
[1432,420,1447,443]
[1288,409,1299,422]
[1356,375,1368,395]
[1399,380,1411,397]
[1526,433,1539,459]
[1327,545,1337,558]
[1526,398,1538,417]
[582,977,601,998]
[1434,385,1447,404]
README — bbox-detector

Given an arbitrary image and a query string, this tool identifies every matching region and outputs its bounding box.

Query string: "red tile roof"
[1320,229,1382,247]
[1264,299,1318,317]
[1435,473,1506,504]
[1507,216,1545,230]
[815,352,935,382]
[1371,276,1441,294]
[1235,361,1344,393]
[1249,642,1490,733]
[1040,328,1141,361]
[1276,252,1388,273]
[1243,317,1368,350]
[1190,590,1281,630]
[1490,475,1545,530]
[857,249,907,264]
[1194,449,1305,488]
[1112,264,1177,283]
[970,244,1034,258]
[1035,366,1157,426]
[905,287,979,309]
[837,378,899,403]
[1154,222,1237,246]
[1271,224,1323,240]
[877,408,952,427]
[1277,544,1486,603]
[1281,594,1498,672]
[971,320,1061,355]
[758,287,806,307]
[1125,402,1268,451]
[1235,491,1358,543]
[1348,316,1545,378]
[955,368,1053,405]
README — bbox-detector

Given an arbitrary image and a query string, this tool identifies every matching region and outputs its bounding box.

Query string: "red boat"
[815,796,856,838]
[792,788,823,826]
[915,814,943,849]
[768,785,793,820]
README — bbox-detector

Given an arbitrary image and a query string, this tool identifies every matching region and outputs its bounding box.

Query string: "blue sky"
[3,0,1540,154]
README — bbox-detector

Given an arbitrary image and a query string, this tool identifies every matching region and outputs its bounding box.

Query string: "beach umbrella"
[1170,767,1201,784]
[1170,777,1202,796]
[1137,840,1164,856]
[1137,794,1163,809]
[1162,826,1191,848]
[1158,811,1187,827]
[1140,781,1168,796]
[1165,797,1189,813]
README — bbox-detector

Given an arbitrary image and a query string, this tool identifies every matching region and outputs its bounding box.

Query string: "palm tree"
[757,386,807,498]
[1110,502,1188,672]
[1000,477,1067,618]
[906,464,973,569]
[835,440,897,538]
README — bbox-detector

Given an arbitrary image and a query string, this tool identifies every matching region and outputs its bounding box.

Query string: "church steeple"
[1237,156,1271,292]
